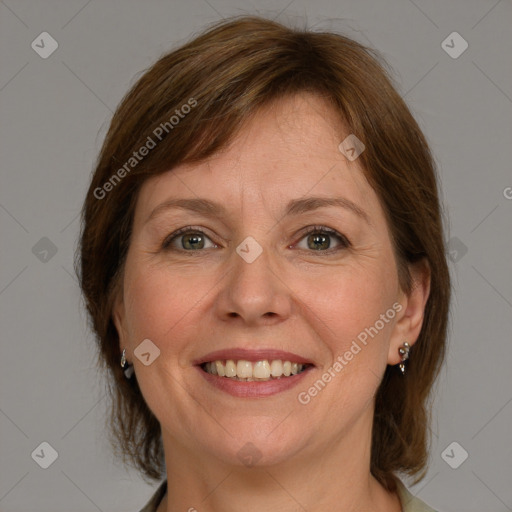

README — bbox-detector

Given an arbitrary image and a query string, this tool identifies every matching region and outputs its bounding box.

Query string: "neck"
[158,411,401,512]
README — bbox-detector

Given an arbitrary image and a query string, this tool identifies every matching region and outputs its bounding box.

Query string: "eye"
[295,226,350,252]
[162,227,217,251]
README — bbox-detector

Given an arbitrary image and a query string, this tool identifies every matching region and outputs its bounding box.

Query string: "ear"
[388,259,431,365]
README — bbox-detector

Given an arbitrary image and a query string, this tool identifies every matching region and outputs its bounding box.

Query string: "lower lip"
[197,365,314,398]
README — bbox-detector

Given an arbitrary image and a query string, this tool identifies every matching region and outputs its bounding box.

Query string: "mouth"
[194,349,315,398]
[200,359,312,381]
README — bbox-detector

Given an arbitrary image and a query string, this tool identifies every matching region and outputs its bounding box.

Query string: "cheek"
[294,267,397,428]
[123,261,211,348]
[296,262,397,354]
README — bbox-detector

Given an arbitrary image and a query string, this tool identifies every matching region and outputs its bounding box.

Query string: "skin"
[113,93,430,512]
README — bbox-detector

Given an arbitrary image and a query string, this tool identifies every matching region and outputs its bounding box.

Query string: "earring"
[120,348,134,379]
[398,342,410,375]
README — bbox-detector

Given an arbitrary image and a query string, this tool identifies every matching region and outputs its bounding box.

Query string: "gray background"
[1,0,511,511]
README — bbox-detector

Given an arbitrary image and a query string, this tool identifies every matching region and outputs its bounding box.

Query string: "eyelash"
[161,225,351,253]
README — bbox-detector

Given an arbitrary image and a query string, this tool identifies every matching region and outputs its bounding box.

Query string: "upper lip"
[193,348,315,366]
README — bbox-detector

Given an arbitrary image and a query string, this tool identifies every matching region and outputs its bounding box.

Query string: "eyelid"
[162,226,217,250]
[292,225,351,251]
[162,225,351,252]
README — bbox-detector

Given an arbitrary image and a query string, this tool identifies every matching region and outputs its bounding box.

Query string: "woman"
[78,15,450,512]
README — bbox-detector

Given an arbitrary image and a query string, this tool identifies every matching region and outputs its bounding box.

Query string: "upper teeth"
[203,360,306,380]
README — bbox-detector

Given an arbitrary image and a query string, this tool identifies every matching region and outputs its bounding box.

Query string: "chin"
[196,419,309,468]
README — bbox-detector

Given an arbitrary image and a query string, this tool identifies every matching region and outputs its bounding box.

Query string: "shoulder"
[138,480,167,512]
[396,479,438,512]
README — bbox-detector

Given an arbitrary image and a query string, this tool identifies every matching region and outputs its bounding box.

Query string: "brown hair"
[76,15,450,490]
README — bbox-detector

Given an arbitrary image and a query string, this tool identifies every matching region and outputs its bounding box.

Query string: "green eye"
[162,229,216,251]
[162,225,350,254]
[307,233,330,250]
[181,233,206,250]
[296,227,350,252]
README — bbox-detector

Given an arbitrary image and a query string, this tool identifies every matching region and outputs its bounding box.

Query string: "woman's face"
[114,93,424,469]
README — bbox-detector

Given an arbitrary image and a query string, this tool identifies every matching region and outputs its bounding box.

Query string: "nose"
[214,242,292,326]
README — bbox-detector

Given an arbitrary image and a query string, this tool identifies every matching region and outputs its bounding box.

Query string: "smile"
[194,348,315,397]
[201,359,310,381]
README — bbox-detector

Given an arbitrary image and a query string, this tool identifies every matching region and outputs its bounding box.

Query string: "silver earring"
[398,342,410,375]
[120,348,134,379]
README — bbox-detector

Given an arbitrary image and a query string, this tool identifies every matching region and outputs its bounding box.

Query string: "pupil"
[183,233,204,250]
[309,233,329,250]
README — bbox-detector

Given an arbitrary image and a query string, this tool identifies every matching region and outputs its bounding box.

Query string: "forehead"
[134,93,380,222]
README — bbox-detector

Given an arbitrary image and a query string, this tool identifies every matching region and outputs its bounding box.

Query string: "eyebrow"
[285,196,370,224]
[146,198,228,224]
[146,196,370,225]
